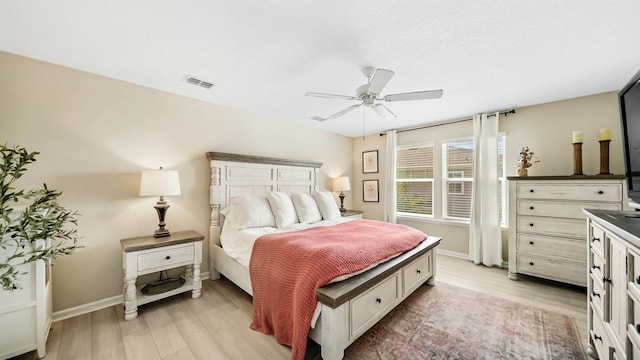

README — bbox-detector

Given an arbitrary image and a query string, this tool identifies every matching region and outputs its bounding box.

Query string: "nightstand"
[120,230,204,320]
[341,209,363,219]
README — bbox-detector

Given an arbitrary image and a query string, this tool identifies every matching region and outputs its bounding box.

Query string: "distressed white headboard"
[205,152,323,245]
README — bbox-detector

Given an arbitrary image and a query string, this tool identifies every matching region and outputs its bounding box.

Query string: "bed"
[206,151,441,360]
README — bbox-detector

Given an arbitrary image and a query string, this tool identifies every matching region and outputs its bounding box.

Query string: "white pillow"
[291,192,322,224]
[221,195,275,230]
[267,191,299,229]
[313,190,341,220]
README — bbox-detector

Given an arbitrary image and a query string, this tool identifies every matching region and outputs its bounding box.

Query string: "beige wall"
[0,51,354,312]
[352,92,624,260]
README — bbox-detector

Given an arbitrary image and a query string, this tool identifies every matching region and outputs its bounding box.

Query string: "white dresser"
[507,176,625,286]
[584,209,640,359]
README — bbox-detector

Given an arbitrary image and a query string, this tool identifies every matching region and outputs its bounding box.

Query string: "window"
[396,144,434,216]
[443,139,474,219]
[395,135,506,225]
[442,136,506,223]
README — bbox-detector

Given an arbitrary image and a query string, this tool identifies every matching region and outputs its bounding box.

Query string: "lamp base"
[154,228,171,238]
[339,192,346,212]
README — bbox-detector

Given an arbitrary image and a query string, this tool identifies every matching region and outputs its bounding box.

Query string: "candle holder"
[573,142,584,176]
[599,140,611,175]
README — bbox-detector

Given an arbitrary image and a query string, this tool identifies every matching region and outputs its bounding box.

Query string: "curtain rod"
[379,109,516,136]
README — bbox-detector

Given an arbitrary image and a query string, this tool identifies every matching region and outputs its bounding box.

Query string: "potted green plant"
[0,144,79,291]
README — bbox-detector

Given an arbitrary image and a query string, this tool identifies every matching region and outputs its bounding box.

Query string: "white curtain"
[469,113,502,266]
[384,130,397,223]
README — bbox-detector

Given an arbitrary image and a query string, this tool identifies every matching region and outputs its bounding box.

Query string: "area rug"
[308,282,585,360]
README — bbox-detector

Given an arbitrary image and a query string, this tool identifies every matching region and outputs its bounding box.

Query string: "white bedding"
[220,217,355,267]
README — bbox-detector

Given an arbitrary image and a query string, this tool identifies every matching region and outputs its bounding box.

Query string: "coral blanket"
[249,219,427,360]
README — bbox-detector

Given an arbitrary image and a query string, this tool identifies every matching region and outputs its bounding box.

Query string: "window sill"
[397,214,507,230]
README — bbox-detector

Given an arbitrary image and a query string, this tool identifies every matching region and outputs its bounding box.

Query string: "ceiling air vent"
[185,75,214,89]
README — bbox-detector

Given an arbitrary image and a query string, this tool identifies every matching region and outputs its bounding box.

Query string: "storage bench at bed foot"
[350,272,400,339]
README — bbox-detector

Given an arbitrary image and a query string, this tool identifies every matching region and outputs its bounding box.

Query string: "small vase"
[517,168,528,176]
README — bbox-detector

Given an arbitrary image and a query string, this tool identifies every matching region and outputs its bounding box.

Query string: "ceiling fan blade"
[305,92,357,100]
[372,104,397,119]
[383,89,443,102]
[366,68,395,95]
[326,103,363,120]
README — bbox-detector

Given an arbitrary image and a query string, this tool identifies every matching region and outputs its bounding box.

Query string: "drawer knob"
[165,256,171,260]
[416,269,421,274]
[598,190,604,194]
[529,189,534,193]
[591,237,600,242]
[594,334,602,342]
[529,262,534,266]
[529,206,534,210]
[636,276,640,284]
[529,241,534,245]
[592,265,600,270]
[592,291,601,298]
[375,298,382,304]
[529,223,534,227]
[636,324,640,334]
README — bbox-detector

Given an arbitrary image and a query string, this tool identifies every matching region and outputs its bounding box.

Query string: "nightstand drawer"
[137,245,194,272]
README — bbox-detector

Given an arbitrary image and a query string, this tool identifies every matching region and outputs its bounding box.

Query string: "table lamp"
[139,167,181,237]
[332,176,351,212]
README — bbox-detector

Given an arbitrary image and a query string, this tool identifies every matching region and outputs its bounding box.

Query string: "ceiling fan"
[305,67,443,122]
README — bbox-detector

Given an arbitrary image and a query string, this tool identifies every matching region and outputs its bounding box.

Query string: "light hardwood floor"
[11,254,588,360]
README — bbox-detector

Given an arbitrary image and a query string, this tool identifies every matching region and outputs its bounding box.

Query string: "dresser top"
[120,230,204,252]
[507,175,625,181]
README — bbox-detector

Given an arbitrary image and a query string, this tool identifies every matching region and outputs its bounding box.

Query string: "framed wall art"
[362,150,379,173]
[363,179,379,202]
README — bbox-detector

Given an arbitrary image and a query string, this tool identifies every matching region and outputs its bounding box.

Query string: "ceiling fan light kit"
[306,67,443,122]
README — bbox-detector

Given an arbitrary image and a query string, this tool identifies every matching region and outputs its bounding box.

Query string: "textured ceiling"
[2,1,640,137]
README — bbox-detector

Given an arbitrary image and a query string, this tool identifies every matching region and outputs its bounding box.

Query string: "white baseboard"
[435,248,469,260]
[436,249,509,269]
[52,271,210,322]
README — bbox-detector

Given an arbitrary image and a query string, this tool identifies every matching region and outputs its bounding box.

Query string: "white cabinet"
[0,241,52,359]
[585,209,640,359]
[508,176,624,286]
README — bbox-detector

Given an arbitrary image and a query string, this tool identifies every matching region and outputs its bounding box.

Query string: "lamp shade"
[139,169,181,196]
[332,177,351,192]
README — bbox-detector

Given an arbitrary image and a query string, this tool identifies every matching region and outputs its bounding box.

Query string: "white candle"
[600,128,611,141]
[572,130,583,144]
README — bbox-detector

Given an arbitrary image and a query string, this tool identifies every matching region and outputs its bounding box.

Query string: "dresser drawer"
[402,252,432,296]
[351,273,400,339]
[517,200,621,219]
[517,233,586,261]
[590,223,606,258]
[591,310,609,360]
[137,245,195,272]
[517,216,585,238]
[590,251,605,283]
[516,253,587,286]
[590,272,605,319]
[517,183,622,202]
